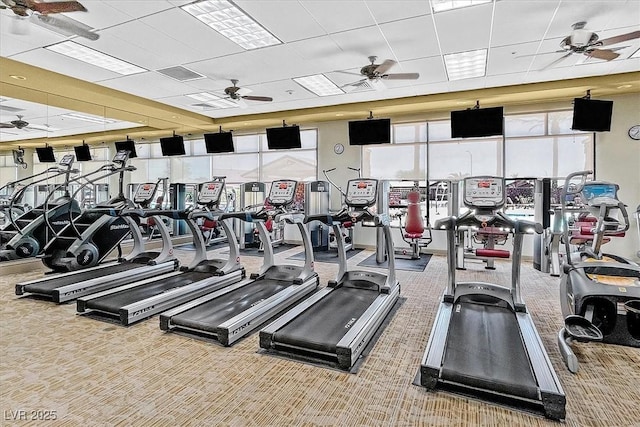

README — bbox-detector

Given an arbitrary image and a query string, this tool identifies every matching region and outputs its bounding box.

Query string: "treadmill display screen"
[582,183,618,202]
[198,181,224,204]
[133,183,157,204]
[464,177,504,208]
[59,154,75,167]
[268,180,297,206]
[345,179,378,207]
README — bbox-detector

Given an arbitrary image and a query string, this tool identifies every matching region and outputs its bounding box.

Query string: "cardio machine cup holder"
[564,315,603,342]
[624,300,640,340]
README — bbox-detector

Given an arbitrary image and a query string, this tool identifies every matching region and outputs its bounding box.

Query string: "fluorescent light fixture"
[293,74,344,97]
[431,0,492,13]
[187,92,238,109]
[181,0,281,50]
[444,49,487,80]
[46,41,147,75]
[61,113,117,124]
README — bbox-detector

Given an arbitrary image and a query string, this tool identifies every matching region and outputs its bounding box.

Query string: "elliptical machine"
[557,171,640,373]
[41,150,139,272]
[0,154,80,261]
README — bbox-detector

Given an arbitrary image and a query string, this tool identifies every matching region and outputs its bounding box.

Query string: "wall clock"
[334,143,345,154]
[628,125,640,140]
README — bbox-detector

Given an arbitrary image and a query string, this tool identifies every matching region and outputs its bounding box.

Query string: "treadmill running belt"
[170,279,292,333]
[441,302,539,400]
[23,262,141,293]
[85,271,212,312]
[273,286,379,354]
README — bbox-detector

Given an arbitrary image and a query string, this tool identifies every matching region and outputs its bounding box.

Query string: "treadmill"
[76,178,245,325]
[159,179,319,346]
[15,179,178,303]
[419,176,565,420]
[260,178,400,370]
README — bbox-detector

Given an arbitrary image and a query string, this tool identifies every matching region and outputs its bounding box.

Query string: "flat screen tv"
[451,106,504,138]
[348,118,391,145]
[36,146,56,163]
[114,140,137,158]
[204,132,235,153]
[266,126,302,150]
[571,98,613,132]
[74,145,92,161]
[160,135,186,156]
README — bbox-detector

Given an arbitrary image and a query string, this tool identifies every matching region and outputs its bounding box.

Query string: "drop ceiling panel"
[233,1,326,42]
[365,1,431,24]
[546,1,639,39]
[487,41,541,76]
[96,0,177,20]
[99,72,194,100]
[328,26,396,62]
[491,0,559,46]
[299,0,376,34]
[289,36,365,72]
[186,53,270,85]
[0,16,66,56]
[433,3,494,54]
[378,15,440,60]
[62,1,139,30]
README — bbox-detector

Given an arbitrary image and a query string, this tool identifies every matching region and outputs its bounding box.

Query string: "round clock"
[334,143,345,154]
[628,125,640,140]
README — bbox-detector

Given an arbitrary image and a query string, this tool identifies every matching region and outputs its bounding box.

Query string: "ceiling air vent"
[156,66,205,82]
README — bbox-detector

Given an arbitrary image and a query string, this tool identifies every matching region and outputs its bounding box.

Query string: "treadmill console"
[198,181,225,205]
[268,180,297,207]
[133,183,157,204]
[59,154,75,167]
[345,179,378,208]
[463,177,505,209]
[113,150,129,164]
[582,182,619,203]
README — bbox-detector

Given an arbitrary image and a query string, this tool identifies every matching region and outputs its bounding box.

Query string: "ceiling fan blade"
[242,95,272,102]
[29,0,87,15]
[334,70,363,77]
[236,87,252,96]
[10,15,30,35]
[586,48,619,61]
[597,30,640,47]
[235,98,249,109]
[31,13,99,40]
[0,123,17,129]
[382,73,420,80]
[539,52,573,71]
[26,124,55,132]
[373,59,396,75]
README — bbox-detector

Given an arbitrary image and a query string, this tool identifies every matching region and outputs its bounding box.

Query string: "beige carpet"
[1,247,639,427]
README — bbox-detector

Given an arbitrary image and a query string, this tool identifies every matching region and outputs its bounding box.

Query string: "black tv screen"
[36,147,56,163]
[572,98,613,132]
[266,126,302,150]
[451,106,504,138]
[204,132,235,153]
[74,145,92,161]
[115,140,137,158]
[348,118,391,145]
[160,135,186,156]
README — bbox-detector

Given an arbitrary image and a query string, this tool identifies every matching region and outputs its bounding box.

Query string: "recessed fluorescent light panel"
[187,92,238,109]
[181,0,281,50]
[431,0,492,13]
[293,74,344,96]
[444,49,487,81]
[61,113,117,124]
[46,41,146,75]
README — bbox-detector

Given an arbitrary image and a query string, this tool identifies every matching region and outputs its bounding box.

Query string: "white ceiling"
[1,0,639,143]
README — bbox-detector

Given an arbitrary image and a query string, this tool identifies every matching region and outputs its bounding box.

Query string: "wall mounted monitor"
[266,125,302,150]
[451,106,504,138]
[204,132,235,153]
[114,140,137,158]
[74,145,92,161]
[160,135,186,156]
[36,146,56,163]
[348,118,391,145]
[571,98,613,132]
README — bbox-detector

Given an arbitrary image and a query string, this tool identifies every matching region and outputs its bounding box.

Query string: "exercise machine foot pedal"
[564,315,603,342]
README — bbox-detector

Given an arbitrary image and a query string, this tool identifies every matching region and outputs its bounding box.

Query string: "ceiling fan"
[222,80,273,108]
[341,56,420,91]
[1,0,99,40]
[0,115,55,132]
[543,22,640,69]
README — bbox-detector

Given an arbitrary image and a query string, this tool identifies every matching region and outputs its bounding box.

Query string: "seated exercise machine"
[15,178,178,303]
[0,154,80,261]
[260,178,400,371]
[75,178,246,325]
[420,176,565,420]
[40,150,140,272]
[386,184,432,260]
[557,171,640,373]
[160,179,319,346]
[456,223,510,270]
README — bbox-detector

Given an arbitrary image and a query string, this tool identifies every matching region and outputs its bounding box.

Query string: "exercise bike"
[557,171,640,373]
